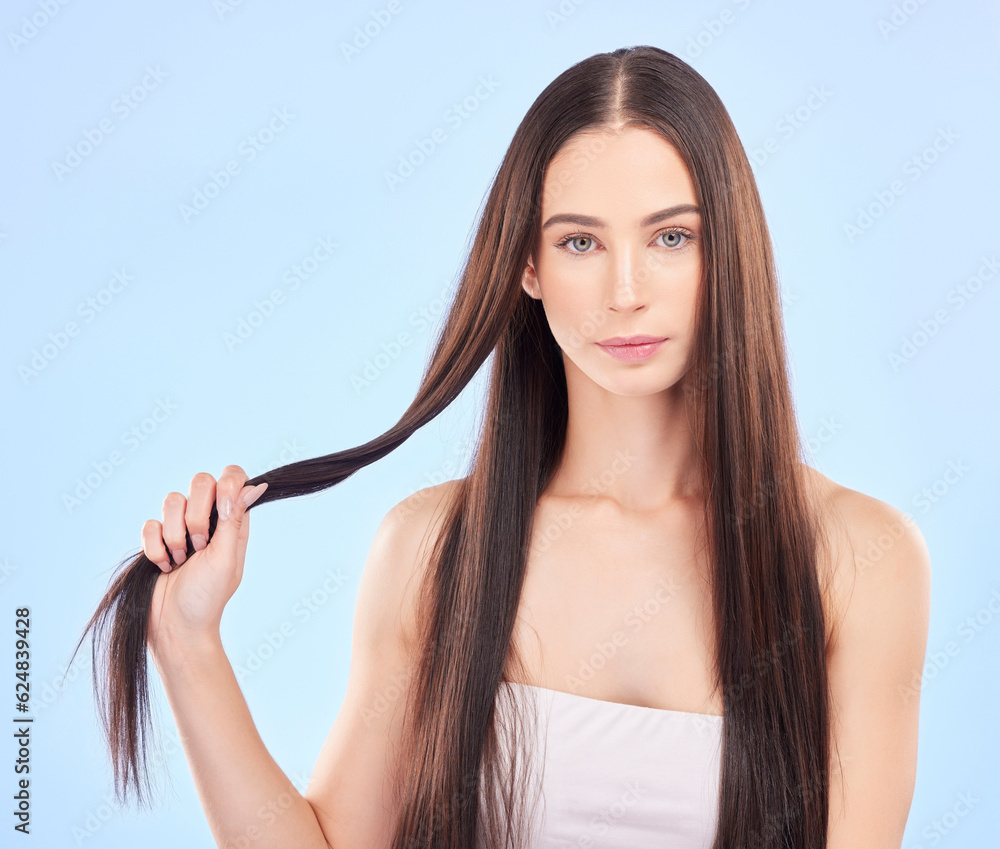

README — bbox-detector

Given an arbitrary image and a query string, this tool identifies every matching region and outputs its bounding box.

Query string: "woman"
[71,45,931,848]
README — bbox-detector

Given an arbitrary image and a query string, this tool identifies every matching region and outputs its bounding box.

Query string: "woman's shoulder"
[798,463,928,647]
[799,462,920,556]
[370,477,468,648]
[800,463,903,524]
[379,477,467,577]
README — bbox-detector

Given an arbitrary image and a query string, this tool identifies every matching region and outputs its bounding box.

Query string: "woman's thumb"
[212,480,268,559]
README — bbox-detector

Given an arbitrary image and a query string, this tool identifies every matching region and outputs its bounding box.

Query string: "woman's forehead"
[541,128,697,224]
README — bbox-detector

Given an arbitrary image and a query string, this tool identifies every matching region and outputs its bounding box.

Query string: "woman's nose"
[606,245,648,313]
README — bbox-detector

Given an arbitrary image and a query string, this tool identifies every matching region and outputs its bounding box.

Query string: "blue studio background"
[2,0,998,846]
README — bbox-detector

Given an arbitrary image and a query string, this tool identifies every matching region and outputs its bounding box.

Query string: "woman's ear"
[521,256,542,300]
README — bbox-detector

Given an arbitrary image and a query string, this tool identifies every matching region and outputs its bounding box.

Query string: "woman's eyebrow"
[541,203,701,231]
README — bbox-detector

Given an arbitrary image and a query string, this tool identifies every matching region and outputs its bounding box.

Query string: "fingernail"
[239,482,268,509]
[191,534,208,551]
[219,495,232,522]
[170,549,186,566]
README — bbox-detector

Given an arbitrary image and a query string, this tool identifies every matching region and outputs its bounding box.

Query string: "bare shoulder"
[799,469,931,843]
[368,476,467,651]
[304,478,467,847]
[799,463,931,650]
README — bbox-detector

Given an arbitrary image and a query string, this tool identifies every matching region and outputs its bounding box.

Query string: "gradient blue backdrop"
[2,0,998,845]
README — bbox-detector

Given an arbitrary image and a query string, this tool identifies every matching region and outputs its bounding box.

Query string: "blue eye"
[658,230,690,249]
[553,227,696,256]
[556,234,597,253]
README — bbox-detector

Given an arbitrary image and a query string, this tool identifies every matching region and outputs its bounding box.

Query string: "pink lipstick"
[596,334,668,362]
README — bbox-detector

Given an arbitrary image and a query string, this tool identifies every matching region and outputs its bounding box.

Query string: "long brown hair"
[69,45,832,847]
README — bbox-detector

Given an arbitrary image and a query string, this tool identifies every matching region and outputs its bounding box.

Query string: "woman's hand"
[141,465,268,648]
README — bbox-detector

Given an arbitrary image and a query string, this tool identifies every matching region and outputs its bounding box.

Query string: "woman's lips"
[596,336,668,362]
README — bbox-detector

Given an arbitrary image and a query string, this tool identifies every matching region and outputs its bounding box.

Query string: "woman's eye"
[659,230,688,248]
[555,229,694,255]
[560,235,595,253]
[656,229,696,249]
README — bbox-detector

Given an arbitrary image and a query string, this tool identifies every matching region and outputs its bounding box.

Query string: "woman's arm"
[823,488,932,848]
[141,466,331,848]
[150,630,332,849]
[147,477,459,849]
[304,478,461,847]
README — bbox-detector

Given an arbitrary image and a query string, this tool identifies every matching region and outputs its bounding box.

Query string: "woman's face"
[522,125,703,398]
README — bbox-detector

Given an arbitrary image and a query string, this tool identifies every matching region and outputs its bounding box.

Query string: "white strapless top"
[481,681,724,848]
